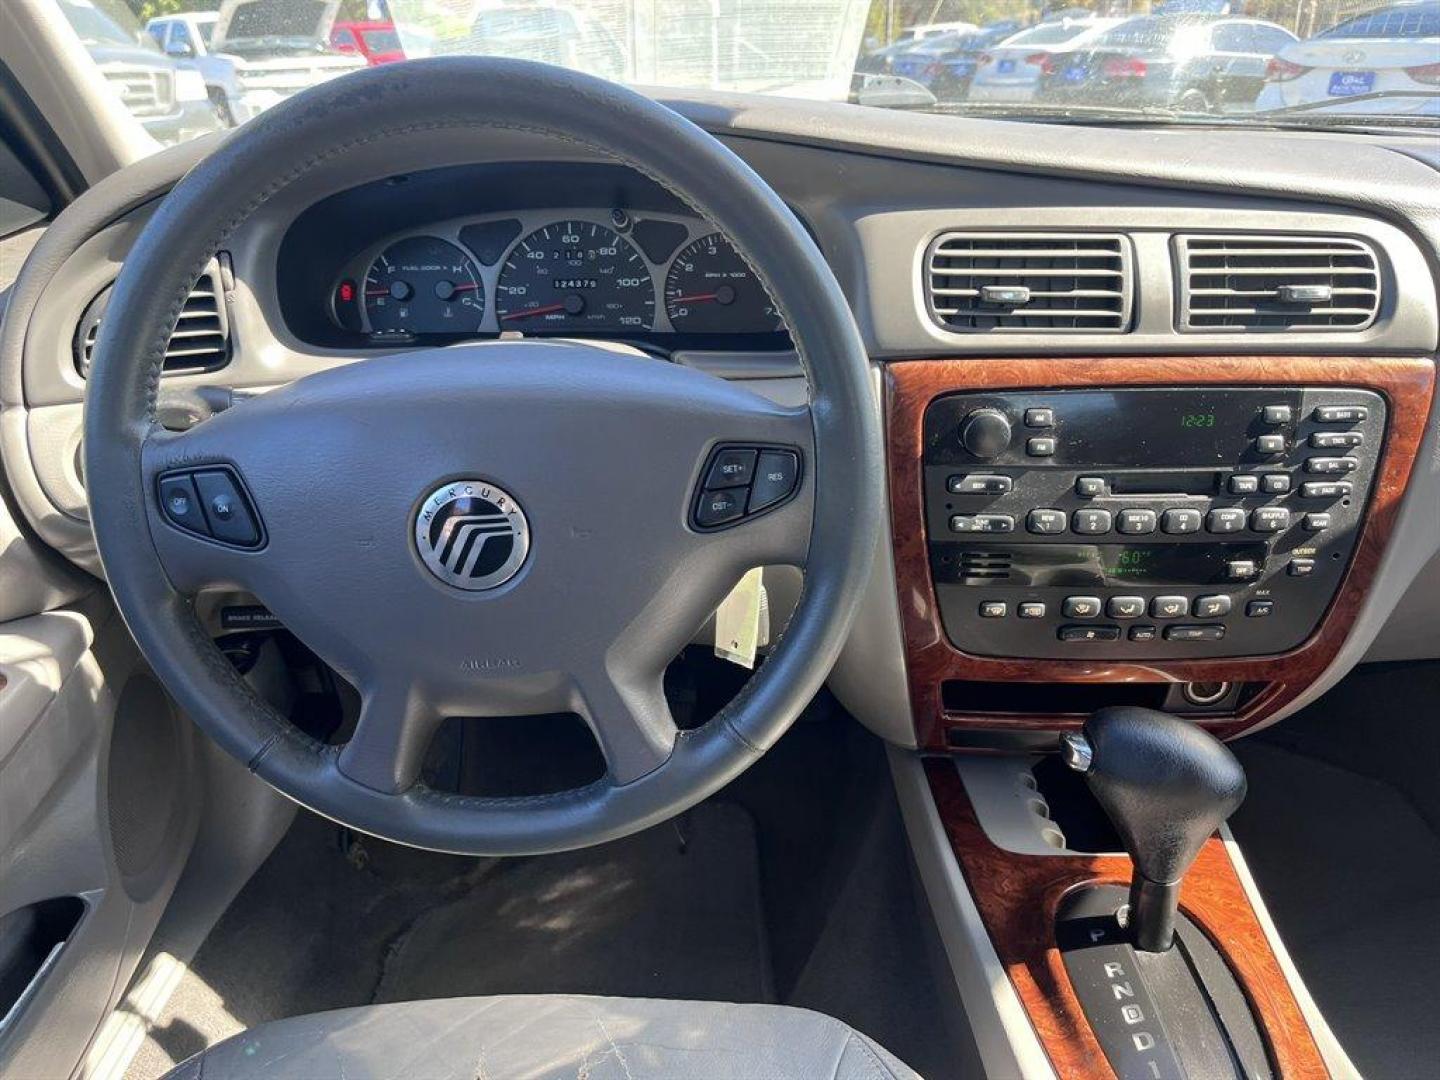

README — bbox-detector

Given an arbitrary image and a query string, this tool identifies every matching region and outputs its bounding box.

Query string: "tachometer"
[364,236,484,334]
[494,220,654,332]
[664,233,782,333]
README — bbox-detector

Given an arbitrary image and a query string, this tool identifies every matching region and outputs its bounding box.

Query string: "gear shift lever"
[1062,706,1247,952]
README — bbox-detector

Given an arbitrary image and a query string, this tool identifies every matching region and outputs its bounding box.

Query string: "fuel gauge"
[364,236,485,334]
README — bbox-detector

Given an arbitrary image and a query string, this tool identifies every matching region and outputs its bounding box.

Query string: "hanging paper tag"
[714,568,767,669]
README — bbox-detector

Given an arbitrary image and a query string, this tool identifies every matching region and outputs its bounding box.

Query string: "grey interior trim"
[953,755,1076,858]
[827,364,915,748]
[1219,826,1361,1080]
[888,748,1055,1080]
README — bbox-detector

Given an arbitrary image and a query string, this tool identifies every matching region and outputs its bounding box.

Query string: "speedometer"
[494,220,655,332]
[364,236,484,334]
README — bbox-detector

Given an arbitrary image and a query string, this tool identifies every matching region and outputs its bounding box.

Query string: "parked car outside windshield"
[59,0,1440,155]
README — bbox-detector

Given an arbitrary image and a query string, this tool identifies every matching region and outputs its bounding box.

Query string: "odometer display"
[495,220,654,332]
[664,233,781,333]
[364,236,484,334]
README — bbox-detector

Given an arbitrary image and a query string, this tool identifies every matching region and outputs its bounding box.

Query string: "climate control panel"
[923,387,1385,659]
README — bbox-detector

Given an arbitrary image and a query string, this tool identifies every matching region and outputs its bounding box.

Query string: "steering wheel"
[84,59,881,856]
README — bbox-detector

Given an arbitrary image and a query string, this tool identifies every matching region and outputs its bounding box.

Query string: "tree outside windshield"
[66,0,1440,151]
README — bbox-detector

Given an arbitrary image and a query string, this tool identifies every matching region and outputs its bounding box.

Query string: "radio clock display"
[1180,413,1217,428]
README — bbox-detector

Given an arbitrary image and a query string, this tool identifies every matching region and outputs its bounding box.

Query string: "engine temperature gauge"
[364,236,485,334]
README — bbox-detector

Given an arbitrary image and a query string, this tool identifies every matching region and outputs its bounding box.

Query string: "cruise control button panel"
[693,444,801,530]
[922,387,1385,659]
[157,466,264,549]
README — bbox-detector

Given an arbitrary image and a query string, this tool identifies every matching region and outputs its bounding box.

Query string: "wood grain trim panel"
[886,357,1435,750]
[925,759,1329,1079]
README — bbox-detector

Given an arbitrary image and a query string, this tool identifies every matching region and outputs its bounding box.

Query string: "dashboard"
[3,94,1439,758]
[276,162,790,355]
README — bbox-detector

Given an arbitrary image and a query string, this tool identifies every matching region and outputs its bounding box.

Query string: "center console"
[886,356,1435,751]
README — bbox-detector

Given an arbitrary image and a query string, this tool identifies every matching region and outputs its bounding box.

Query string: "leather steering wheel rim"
[85,58,882,856]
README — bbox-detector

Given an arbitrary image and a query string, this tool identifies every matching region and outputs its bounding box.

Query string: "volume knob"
[960,409,1013,459]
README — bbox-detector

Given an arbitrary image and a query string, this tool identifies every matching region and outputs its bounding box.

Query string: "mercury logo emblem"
[415,480,530,590]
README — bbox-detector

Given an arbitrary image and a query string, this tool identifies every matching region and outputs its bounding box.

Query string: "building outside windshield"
[62,0,1440,150]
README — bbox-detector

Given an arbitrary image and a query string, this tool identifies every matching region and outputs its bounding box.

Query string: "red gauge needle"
[501,303,567,321]
[670,292,721,304]
[448,283,480,293]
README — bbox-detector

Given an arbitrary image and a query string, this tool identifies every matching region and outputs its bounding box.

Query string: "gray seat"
[163,994,922,1079]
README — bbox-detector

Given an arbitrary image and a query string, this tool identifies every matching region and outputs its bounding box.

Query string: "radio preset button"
[1025,407,1055,428]
[1161,508,1203,535]
[1310,431,1363,449]
[1246,599,1275,618]
[1107,596,1146,619]
[1164,624,1226,642]
[1117,509,1158,535]
[1300,481,1351,499]
[1026,436,1056,458]
[1018,602,1047,619]
[1314,405,1367,423]
[1228,475,1260,495]
[1027,509,1068,535]
[949,513,1015,534]
[1305,456,1359,475]
[1206,508,1247,534]
[1151,595,1191,619]
[1251,507,1291,533]
[979,601,1008,619]
[1193,594,1232,618]
[1059,625,1121,642]
[1062,596,1103,619]
[1261,473,1292,495]
[948,474,1012,495]
[1071,508,1113,535]
[1075,476,1106,498]
[1255,434,1287,455]
[1262,405,1293,424]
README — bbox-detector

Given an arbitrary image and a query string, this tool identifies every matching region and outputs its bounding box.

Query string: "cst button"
[748,450,800,513]
[696,488,745,527]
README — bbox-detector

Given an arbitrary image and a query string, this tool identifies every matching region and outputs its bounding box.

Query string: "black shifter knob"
[1063,706,1246,952]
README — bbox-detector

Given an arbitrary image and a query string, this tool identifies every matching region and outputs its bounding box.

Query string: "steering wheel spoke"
[572,661,678,785]
[338,674,444,795]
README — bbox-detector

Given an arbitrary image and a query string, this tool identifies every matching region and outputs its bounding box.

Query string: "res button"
[748,450,800,513]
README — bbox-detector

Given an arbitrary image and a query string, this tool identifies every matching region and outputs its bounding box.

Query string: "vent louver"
[1176,234,1381,332]
[956,550,1013,583]
[76,263,232,378]
[925,233,1132,333]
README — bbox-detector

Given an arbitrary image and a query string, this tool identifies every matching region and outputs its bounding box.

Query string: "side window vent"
[924,232,1133,333]
[76,262,232,378]
[1176,234,1381,332]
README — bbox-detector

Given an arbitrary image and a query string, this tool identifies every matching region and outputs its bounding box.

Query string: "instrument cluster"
[329,208,784,343]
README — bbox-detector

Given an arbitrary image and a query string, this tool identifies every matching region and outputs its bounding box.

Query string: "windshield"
[62,0,1440,152]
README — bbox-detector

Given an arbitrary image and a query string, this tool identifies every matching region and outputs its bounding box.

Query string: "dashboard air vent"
[956,549,1013,583]
[1175,234,1380,332]
[75,262,232,377]
[925,232,1132,333]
